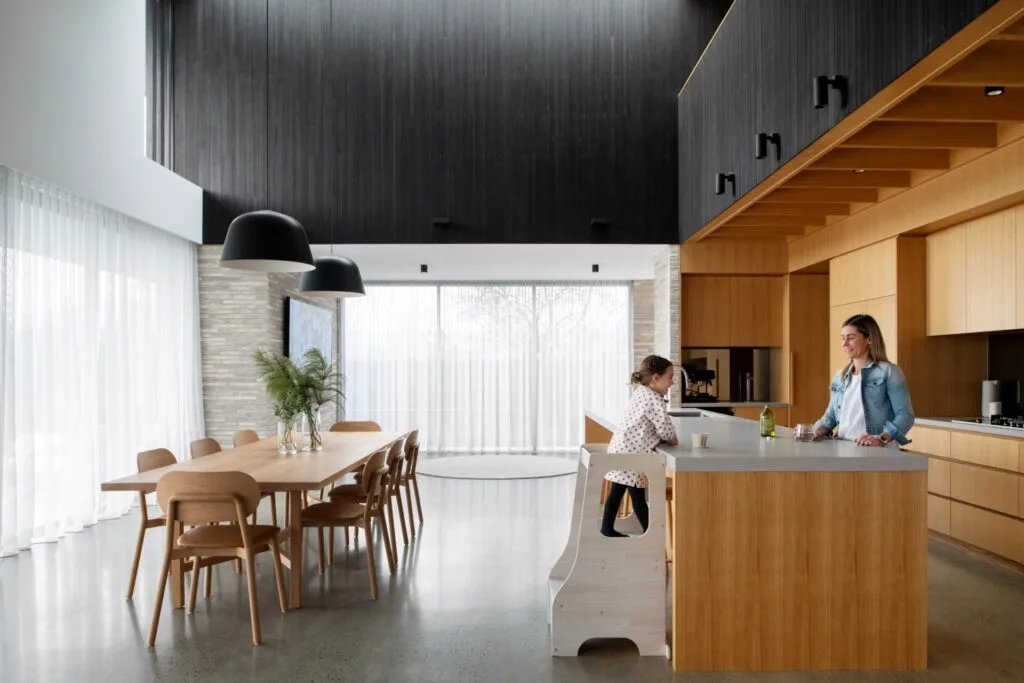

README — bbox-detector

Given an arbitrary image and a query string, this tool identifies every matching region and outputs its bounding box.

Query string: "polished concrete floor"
[3,466,1024,683]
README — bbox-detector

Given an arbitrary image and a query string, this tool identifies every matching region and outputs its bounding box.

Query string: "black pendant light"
[219,2,313,273]
[220,210,315,272]
[298,253,365,298]
[295,0,365,298]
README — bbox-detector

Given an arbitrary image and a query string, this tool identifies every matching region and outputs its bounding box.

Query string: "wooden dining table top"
[100,431,404,493]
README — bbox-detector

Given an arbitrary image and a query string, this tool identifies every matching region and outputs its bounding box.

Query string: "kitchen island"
[582,410,928,672]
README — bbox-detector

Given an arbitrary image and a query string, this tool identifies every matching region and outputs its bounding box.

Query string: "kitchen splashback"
[988,332,1024,385]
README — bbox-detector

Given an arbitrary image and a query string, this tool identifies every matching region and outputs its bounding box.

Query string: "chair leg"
[234,558,242,573]
[269,494,278,527]
[385,498,399,566]
[316,527,325,575]
[147,539,174,646]
[187,558,201,614]
[364,521,379,600]
[328,528,335,565]
[378,511,397,575]
[204,560,212,598]
[269,535,288,612]
[403,483,416,537]
[344,526,350,547]
[394,492,409,546]
[412,476,424,525]
[243,548,262,645]
[126,520,147,600]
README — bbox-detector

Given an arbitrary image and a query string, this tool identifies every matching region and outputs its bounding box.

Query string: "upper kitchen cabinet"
[679,0,1001,241]
[926,205,1020,336]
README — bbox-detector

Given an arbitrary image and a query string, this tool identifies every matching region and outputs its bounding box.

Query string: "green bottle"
[760,405,776,438]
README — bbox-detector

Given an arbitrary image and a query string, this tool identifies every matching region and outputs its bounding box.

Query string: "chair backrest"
[386,437,406,494]
[189,437,222,459]
[156,471,262,525]
[403,430,421,477]
[360,450,390,515]
[233,429,260,448]
[329,421,382,432]
[138,448,177,473]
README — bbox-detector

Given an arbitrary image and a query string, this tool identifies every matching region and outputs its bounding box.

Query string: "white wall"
[0,0,202,242]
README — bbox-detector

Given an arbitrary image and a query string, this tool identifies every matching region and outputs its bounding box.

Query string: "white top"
[605,385,677,488]
[838,374,867,441]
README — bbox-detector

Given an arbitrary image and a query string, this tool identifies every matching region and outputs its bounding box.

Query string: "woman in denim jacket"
[813,314,914,447]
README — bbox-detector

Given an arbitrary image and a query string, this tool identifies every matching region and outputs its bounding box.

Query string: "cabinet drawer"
[949,431,1020,472]
[927,459,951,497]
[949,463,1019,517]
[928,495,950,535]
[950,501,1024,565]
[906,426,950,458]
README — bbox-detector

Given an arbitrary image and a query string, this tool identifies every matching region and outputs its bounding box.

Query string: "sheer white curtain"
[343,283,630,453]
[0,166,204,557]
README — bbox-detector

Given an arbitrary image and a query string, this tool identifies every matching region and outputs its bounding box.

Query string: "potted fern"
[254,348,344,453]
[253,350,304,454]
[294,348,344,451]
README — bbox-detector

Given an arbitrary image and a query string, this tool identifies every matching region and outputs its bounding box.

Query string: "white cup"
[691,433,708,449]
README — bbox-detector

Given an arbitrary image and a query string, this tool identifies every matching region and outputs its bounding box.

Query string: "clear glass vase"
[277,417,297,455]
[299,409,323,452]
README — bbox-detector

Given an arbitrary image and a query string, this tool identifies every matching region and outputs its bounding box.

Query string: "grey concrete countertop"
[585,409,927,473]
[670,402,790,410]
[914,417,1024,440]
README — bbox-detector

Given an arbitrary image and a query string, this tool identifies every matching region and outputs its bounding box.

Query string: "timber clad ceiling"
[707,15,1024,242]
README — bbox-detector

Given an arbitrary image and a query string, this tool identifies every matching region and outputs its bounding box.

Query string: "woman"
[814,314,914,447]
[602,355,678,537]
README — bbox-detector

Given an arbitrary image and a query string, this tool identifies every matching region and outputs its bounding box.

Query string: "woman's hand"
[812,425,832,441]
[666,435,679,446]
[855,434,884,447]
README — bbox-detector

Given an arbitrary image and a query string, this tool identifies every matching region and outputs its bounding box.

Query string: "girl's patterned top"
[605,384,676,488]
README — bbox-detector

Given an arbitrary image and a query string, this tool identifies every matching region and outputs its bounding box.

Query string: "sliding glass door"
[343,283,630,453]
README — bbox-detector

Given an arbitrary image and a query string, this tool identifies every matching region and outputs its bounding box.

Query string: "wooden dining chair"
[147,471,287,646]
[232,429,278,527]
[127,448,180,600]
[302,450,394,599]
[189,437,222,459]
[399,430,424,528]
[232,429,259,447]
[328,437,407,562]
[329,420,382,432]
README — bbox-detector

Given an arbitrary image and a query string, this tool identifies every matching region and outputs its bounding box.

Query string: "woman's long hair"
[841,313,889,378]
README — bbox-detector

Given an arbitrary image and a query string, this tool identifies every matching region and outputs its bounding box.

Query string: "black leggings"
[601,482,649,534]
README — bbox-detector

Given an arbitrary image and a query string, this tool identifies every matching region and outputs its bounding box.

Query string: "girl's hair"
[841,313,890,376]
[630,355,673,386]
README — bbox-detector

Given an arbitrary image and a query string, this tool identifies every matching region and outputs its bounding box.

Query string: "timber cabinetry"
[905,424,1024,565]
[680,276,783,348]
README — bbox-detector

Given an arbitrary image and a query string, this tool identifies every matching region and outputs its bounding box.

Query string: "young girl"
[602,355,678,537]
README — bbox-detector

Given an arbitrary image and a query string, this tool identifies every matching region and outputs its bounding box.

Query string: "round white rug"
[417,455,577,480]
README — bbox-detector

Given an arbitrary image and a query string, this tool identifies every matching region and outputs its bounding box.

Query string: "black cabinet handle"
[756,132,781,161]
[714,173,736,196]
[813,75,848,109]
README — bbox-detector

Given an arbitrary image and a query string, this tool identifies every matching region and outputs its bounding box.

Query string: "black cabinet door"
[833,0,999,117]
[755,0,838,175]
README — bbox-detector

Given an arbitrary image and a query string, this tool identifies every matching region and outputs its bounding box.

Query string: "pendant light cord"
[328,0,334,255]
[266,0,270,211]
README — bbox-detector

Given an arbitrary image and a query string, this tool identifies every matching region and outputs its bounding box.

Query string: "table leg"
[171,521,185,608]
[288,491,304,608]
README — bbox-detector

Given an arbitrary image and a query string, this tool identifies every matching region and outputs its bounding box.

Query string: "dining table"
[101,430,403,609]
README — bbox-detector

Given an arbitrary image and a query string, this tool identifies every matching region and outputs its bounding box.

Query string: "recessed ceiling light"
[985,85,1005,97]
[852,169,866,174]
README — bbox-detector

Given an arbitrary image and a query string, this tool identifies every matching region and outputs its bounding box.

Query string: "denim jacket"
[814,361,915,445]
